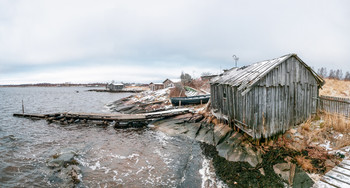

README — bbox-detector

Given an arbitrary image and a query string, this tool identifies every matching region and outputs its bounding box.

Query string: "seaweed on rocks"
[200,143,285,188]
[201,139,318,188]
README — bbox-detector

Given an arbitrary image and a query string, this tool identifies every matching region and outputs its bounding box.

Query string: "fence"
[318,95,350,117]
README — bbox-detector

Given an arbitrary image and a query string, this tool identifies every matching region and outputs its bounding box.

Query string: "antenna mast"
[232,55,239,67]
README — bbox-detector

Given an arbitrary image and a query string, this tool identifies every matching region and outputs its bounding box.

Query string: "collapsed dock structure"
[13,108,190,127]
[210,54,325,139]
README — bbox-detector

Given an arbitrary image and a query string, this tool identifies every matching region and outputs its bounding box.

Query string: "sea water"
[0,87,223,187]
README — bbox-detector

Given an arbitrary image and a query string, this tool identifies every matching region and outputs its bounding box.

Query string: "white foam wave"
[153,149,172,165]
[154,131,172,146]
[90,161,100,171]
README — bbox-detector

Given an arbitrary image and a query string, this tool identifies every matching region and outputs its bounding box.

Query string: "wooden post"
[289,163,296,186]
[179,100,181,107]
[22,100,24,114]
[200,100,202,105]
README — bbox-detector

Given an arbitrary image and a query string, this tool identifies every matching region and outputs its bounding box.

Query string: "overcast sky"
[0,0,349,84]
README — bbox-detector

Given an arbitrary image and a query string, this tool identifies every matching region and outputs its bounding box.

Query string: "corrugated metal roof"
[211,54,324,95]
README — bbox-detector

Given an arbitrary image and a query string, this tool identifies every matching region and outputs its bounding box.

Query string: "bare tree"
[317,67,327,78]
[328,69,336,79]
[344,71,350,81]
[180,71,192,84]
[335,69,343,80]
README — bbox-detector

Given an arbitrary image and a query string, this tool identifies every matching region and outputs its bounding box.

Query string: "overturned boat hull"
[170,95,210,106]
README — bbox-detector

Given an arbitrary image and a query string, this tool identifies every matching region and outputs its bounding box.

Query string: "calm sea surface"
[0,87,220,187]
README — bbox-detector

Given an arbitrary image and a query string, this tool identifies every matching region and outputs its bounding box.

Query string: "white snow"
[132,88,170,103]
[319,140,332,151]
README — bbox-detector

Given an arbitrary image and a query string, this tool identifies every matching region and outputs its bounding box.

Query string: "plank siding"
[210,55,323,139]
[318,95,350,117]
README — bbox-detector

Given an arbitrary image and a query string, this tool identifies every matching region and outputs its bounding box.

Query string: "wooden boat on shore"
[170,94,210,106]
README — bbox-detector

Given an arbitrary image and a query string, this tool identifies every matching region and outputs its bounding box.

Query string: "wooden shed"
[210,54,325,139]
[149,82,165,91]
[107,83,124,91]
[163,79,180,88]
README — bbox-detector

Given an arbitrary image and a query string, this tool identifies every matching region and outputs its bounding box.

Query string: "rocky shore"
[150,117,316,187]
[107,88,348,187]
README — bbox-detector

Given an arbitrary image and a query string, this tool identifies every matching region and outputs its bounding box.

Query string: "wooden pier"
[313,158,350,188]
[13,108,190,127]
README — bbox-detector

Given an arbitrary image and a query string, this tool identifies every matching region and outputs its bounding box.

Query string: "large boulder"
[213,123,232,146]
[194,123,216,145]
[216,132,262,167]
[47,152,76,169]
[273,163,292,182]
[293,166,314,188]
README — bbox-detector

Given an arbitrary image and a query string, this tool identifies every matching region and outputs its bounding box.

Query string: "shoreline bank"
[109,88,348,187]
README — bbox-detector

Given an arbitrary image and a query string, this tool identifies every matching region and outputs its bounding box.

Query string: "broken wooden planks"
[13,113,48,119]
[313,158,350,188]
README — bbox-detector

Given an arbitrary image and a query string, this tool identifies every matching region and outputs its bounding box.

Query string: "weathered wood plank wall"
[318,95,350,117]
[211,57,320,139]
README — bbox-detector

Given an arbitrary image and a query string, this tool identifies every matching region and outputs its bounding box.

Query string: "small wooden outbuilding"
[107,83,124,91]
[201,75,218,82]
[149,82,165,91]
[210,54,325,139]
[163,79,180,88]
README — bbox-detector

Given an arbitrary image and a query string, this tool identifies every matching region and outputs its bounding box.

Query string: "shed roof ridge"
[211,53,324,95]
[239,54,293,92]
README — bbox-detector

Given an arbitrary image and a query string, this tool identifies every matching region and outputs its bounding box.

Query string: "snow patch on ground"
[132,88,170,103]
[319,140,332,151]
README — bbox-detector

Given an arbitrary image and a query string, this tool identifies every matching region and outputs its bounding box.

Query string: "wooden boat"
[170,94,210,106]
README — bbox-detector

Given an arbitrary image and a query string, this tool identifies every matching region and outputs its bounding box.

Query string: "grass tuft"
[295,155,315,172]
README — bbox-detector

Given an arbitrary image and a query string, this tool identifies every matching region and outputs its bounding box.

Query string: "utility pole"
[232,55,239,67]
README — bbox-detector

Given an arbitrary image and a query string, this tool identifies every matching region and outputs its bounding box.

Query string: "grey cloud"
[0,0,349,84]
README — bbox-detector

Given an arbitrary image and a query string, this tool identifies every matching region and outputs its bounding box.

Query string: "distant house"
[107,83,124,91]
[149,82,164,91]
[163,79,180,88]
[201,75,218,82]
[210,54,325,139]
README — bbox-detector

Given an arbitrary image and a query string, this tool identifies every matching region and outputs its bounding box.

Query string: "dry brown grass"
[295,155,315,172]
[322,111,350,133]
[300,117,313,132]
[169,86,186,97]
[299,112,350,150]
[320,79,350,98]
[305,146,329,160]
[190,79,210,92]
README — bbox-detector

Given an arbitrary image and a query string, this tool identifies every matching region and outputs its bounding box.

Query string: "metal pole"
[232,55,239,67]
[22,100,24,114]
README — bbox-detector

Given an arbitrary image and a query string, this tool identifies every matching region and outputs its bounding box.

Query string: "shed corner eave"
[292,53,326,88]
[240,87,251,96]
[319,77,326,88]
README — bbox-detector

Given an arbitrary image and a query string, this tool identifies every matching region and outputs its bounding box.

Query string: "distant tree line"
[180,71,192,84]
[317,67,350,81]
